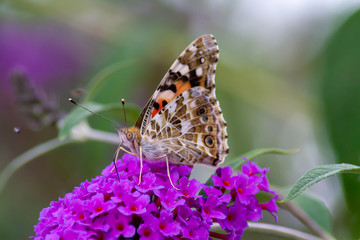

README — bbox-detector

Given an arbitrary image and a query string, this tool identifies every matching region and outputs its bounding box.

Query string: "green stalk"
[0,138,74,193]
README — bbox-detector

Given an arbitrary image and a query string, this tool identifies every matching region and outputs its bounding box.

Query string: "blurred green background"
[1,0,360,239]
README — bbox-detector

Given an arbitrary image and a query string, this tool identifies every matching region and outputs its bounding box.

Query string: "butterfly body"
[118,127,166,161]
[116,35,228,186]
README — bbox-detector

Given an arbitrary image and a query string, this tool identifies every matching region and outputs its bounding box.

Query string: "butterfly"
[114,34,229,189]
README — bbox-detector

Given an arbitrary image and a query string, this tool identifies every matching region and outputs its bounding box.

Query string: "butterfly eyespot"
[204,135,215,148]
[197,107,207,116]
[202,116,209,122]
[199,57,205,64]
[207,126,213,132]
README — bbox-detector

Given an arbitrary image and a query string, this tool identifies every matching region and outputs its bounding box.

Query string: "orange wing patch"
[152,98,165,117]
[176,81,192,94]
[151,81,193,117]
[149,34,217,120]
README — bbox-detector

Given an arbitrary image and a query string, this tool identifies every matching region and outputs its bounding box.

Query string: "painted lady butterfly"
[115,34,229,188]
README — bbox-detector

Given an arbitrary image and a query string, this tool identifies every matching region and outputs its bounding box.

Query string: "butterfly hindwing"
[145,87,228,166]
[135,34,219,134]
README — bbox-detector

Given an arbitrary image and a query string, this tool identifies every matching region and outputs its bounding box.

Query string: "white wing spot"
[169,59,180,71]
[189,44,197,52]
[171,60,190,75]
[178,64,190,75]
[189,100,198,108]
[168,102,177,114]
[196,67,203,76]
[182,91,189,99]
[199,57,205,64]
[158,90,175,101]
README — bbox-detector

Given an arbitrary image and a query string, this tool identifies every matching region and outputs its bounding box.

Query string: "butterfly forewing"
[135,34,219,135]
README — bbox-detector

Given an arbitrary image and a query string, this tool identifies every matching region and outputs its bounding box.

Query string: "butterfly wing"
[135,34,219,135]
[137,34,228,166]
[145,87,229,166]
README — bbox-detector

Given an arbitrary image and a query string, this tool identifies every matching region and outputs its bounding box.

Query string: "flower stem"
[0,122,121,194]
[271,186,336,239]
[247,222,324,240]
[209,231,228,239]
[278,197,336,240]
[0,137,74,194]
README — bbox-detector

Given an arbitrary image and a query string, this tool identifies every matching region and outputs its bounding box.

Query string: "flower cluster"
[32,154,278,239]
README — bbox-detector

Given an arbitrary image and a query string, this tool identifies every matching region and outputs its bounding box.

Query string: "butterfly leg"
[138,146,143,185]
[165,155,179,190]
[111,146,137,173]
[148,154,179,190]
[119,147,137,156]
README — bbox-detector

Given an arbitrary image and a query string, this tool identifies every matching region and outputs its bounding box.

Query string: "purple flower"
[242,158,264,177]
[31,153,278,239]
[118,194,150,216]
[181,216,210,240]
[203,185,232,204]
[200,195,226,222]
[218,199,248,233]
[259,198,279,221]
[88,193,116,218]
[136,172,163,192]
[105,213,136,238]
[154,188,185,210]
[233,173,259,204]
[158,210,181,236]
[178,177,202,198]
[137,214,164,240]
[111,179,135,203]
[212,166,237,189]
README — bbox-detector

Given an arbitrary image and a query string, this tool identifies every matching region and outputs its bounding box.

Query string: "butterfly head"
[116,127,140,155]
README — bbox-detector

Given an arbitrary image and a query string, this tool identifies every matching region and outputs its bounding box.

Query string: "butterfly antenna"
[69,98,122,128]
[121,99,128,134]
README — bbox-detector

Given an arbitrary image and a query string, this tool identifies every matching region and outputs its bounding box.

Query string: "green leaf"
[226,147,300,170]
[319,9,360,235]
[255,191,276,204]
[58,102,140,139]
[293,194,333,234]
[282,163,360,202]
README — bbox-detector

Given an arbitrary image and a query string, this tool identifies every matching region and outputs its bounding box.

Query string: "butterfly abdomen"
[141,136,168,161]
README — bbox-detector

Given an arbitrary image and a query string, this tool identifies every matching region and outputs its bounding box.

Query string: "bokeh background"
[1,0,360,239]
